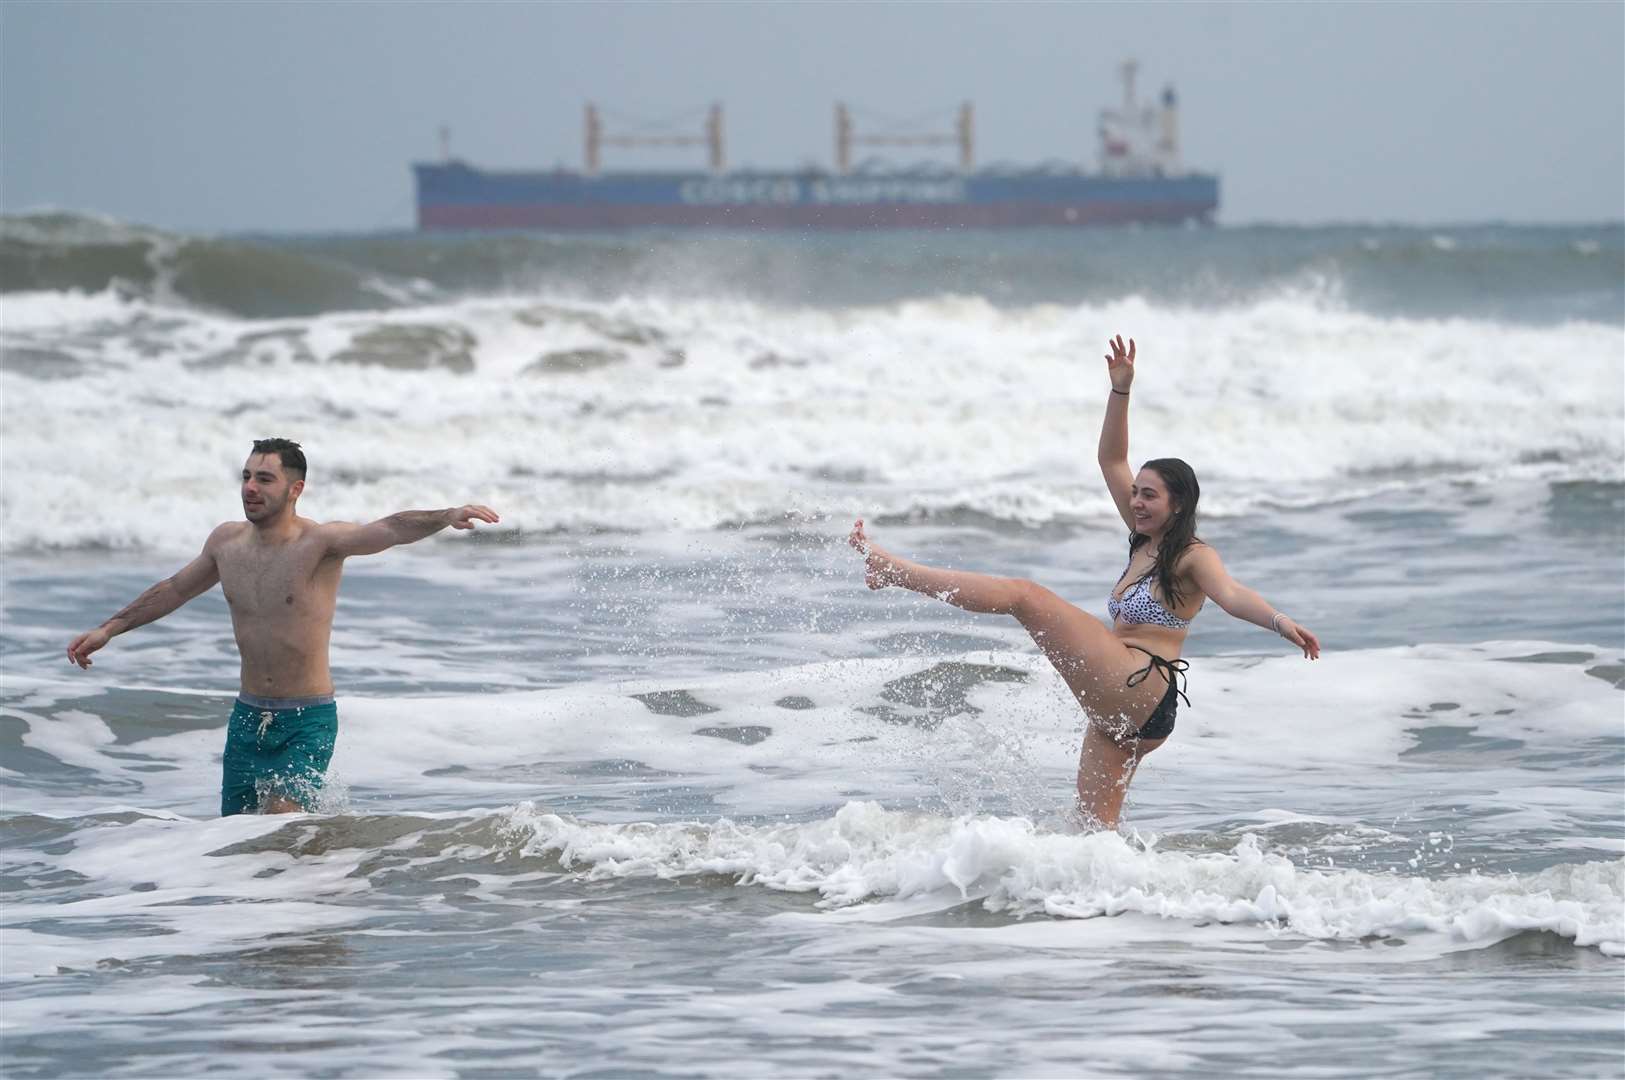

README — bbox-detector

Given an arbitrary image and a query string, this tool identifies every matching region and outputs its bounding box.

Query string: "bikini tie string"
[1126,651,1191,709]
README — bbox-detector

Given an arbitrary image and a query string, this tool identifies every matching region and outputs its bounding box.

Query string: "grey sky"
[3,1,1621,232]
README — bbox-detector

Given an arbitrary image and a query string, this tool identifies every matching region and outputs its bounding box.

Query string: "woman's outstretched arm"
[1098,334,1136,531]
[1184,546,1322,659]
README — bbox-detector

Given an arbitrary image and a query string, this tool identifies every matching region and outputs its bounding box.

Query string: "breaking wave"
[3,211,1621,321]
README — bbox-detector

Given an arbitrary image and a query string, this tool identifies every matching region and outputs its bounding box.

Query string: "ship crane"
[584,104,725,176]
[834,103,974,175]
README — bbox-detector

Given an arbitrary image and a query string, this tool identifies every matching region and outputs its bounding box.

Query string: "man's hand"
[448,505,501,530]
[67,627,111,669]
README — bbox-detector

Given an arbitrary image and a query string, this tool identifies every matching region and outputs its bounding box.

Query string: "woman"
[849,334,1321,829]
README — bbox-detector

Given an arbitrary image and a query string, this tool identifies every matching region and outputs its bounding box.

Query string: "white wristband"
[1270,612,1288,635]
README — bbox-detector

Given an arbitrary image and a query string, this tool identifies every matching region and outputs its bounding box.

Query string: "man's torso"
[214,520,344,697]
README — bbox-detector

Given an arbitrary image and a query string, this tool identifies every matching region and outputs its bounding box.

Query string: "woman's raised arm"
[1098,334,1137,531]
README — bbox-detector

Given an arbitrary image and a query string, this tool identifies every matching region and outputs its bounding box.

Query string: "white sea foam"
[2,637,1619,1073]
[0,286,139,331]
[7,642,1620,866]
[4,796,1617,984]
[0,811,379,979]
[2,290,1620,551]
[509,799,1625,954]
[7,223,1621,1078]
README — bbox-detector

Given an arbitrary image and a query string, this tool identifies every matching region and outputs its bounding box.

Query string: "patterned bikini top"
[1108,563,1195,629]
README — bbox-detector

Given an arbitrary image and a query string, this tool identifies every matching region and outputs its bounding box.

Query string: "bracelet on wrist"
[1111,387,1130,396]
[1270,612,1288,635]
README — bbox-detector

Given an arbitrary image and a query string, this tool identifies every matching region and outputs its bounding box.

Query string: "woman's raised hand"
[1104,334,1136,393]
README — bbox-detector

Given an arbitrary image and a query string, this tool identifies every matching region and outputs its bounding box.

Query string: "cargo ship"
[413,62,1218,231]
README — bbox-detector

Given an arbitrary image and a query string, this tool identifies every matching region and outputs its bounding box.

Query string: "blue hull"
[414,164,1219,230]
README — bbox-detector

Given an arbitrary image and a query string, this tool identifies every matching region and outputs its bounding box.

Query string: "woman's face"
[1130,467,1178,536]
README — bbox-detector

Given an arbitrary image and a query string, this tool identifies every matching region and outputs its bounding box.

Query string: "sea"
[2,214,1622,1078]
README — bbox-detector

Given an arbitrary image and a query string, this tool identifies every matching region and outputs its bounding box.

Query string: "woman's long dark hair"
[1128,457,1202,609]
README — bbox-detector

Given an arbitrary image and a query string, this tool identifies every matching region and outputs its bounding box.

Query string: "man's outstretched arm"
[67,530,225,669]
[321,504,500,559]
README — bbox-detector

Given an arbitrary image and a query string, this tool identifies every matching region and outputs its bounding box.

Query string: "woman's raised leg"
[849,521,1165,827]
[848,519,1031,613]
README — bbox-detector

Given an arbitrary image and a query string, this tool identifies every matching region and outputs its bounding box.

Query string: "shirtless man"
[65,438,500,816]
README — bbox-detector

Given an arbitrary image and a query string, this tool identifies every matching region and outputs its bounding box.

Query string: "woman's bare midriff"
[1112,622,1187,663]
[1062,622,1189,739]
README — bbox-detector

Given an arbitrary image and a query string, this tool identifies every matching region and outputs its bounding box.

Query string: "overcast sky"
[3,1,1621,232]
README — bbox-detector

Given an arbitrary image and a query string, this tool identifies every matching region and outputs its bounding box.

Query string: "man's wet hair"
[250,438,307,481]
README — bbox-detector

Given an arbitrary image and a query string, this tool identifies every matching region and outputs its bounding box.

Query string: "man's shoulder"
[301,517,360,544]
[207,521,250,548]
[299,516,363,559]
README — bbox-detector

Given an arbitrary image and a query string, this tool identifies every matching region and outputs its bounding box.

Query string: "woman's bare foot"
[848,519,903,590]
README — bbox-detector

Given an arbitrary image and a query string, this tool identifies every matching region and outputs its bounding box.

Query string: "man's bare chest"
[217,545,333,617]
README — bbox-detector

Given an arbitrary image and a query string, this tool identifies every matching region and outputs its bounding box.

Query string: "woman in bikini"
[849,334,1321,829]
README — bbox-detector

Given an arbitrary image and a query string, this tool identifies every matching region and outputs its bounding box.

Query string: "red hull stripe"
[417,201,1213,230]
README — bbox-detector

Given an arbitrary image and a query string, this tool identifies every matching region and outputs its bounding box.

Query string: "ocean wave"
[4,212,1621,323]
[0,213,407,318]
[507,800,1625,953]
[5,800,1618,973]
[2,280,1620,550]
[4,640,1620,965]
[7,642,1620,829]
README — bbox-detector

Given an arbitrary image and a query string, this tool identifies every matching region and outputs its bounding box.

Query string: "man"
[65,437,499,816]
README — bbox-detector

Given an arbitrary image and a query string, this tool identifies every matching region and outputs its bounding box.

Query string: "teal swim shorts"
[221,694,339,816]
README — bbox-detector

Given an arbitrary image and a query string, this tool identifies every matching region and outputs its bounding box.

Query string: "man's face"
[241,453,301,523]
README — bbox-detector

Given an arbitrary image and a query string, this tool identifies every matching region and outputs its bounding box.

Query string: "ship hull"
[413,164,1219,230]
